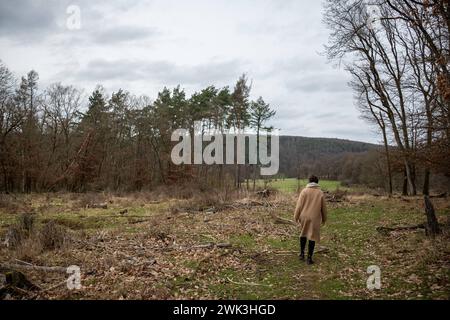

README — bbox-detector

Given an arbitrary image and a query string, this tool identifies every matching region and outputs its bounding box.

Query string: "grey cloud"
[265,55,349,94]
[59,25,160,47]
[285,73,349,93]
[0,0,58,40]
[92,26,159,44]
[72,58,245,86]
[0,0,153,45]
[315,112,348,120]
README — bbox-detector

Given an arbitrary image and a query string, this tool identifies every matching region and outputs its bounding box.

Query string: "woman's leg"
[299,237,307,260]
[307,240,315,264]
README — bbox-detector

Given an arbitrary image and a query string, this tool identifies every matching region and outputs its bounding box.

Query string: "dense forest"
[1,55,449,194]
[0,62,282,193]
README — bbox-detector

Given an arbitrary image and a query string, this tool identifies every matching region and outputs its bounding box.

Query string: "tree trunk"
[252,164,257,191]
[423,168,430,196]
[424,196,440,237]
[404,160,417,196]
[402,168,408,196]
[381,124,393,195]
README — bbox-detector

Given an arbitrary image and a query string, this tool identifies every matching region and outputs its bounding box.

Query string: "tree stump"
[0,269,40,299]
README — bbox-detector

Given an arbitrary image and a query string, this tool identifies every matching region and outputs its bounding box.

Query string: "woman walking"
[293,175,327,265]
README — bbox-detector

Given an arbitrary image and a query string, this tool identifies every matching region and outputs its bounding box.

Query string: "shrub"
[4,213,35,248]
[17,213,35,235]
[39,221,70,250]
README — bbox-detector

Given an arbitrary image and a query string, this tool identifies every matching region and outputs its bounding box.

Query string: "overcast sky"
[0,0,379,143]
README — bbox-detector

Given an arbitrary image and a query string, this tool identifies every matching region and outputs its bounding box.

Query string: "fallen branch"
[376,224,425,234]
[91,215,155,219]
[1,263,66,273]
[270,214,295,225]
[315,246,330,254]
[256,189,271,198]
[430,192,447,199]
[265,246,329,255]
[30,280,68,299]
[191,243,232,249]
[14,259,33,266]
[226,277,272,287]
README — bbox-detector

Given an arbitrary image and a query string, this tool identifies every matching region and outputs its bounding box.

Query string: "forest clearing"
[1,183,448,300]
[1,0,449,308]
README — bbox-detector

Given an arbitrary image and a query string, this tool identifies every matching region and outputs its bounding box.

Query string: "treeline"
[325,0,450,195]
[0,61,276,193]
[279,135,449,193]
[279,136,376,178]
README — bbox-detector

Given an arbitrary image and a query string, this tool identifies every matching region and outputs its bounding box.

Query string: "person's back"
[293,175,327,264]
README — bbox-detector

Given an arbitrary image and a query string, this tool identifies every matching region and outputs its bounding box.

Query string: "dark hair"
[309,175,319,184]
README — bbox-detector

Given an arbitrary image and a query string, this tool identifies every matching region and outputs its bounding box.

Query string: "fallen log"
[0,263,66,273]
[376,224,425,235]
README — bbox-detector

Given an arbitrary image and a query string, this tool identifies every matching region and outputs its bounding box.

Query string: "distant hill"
[278,136,379,177]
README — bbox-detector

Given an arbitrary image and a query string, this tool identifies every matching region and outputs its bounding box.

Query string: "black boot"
[299,237,306,261]
[307,240,315,265]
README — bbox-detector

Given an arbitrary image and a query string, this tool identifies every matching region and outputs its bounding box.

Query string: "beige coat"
[293,183,327,242]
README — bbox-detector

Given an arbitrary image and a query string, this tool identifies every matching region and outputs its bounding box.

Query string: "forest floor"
[0,186,449,300]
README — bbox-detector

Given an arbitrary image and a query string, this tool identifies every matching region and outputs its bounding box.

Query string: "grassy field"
[0,189,448,300]
[256,178,343,193]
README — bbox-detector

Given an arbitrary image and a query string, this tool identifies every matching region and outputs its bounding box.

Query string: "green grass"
[206,197,449,300]
[256,178,343,193]
[229,233,257,249]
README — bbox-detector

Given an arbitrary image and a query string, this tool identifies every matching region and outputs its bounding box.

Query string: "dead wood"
[430,192,447,199]
[190,243,232,249]
[0,269,41,299]
[0,262,66,273]
[266,246,329,255]
[29,280,68,300]
[256,189,271,198]
[226,277,272,287]
[376,224,425,235]
[270,213,296,225]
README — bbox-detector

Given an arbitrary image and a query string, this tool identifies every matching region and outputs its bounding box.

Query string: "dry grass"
[0,190,448,300]
[2,212,71,263]
[74,193,108,209]
[39,221,70,250]
[4,213,35,248]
